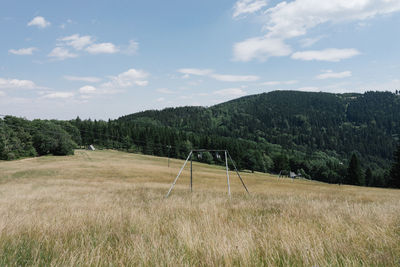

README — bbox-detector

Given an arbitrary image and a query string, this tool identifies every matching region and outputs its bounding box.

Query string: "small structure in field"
[87,145,96,151]
[279,170,301,179]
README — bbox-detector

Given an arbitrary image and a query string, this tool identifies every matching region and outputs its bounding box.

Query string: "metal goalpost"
[165,149,250,197]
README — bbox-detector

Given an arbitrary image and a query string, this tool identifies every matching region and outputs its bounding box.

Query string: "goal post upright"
[227,151,250,195]
[165,151,193,198]
[225,150,231,197]
[190,152,193,192]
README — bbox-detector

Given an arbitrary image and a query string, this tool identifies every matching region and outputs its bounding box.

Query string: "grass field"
[0,150,399,266]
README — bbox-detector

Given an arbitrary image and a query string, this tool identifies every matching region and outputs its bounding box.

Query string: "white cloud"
[9,47,37,55]
[211,74,259,82]
[178,68,259,82]
[157,88,175,94]
[124,40,139,55]
[79,95,92,100]
[56,34,136,57]
[299,36,326,47]
[58,34,94,50]
[316,70,352,79]
[233,0,400,61]
[178,68,214,76]
[79,85,97,94]
[0,91,6,96]
[296,87,320,92]
[86,43,119,54]
[64,75,102,83]
[114,69,148,86]
[156,97,165,102]
[233,0,268,18]
[48,47,78,60]
[233,37,291,62]
[0,78,37,89]
[261,80,298,86]
[292,48,360,62]
[214,88,247,97]
[102,68,149,90]
[67,68,151,97]
[27,16,50,28]
[135,80,149,86]
[264,0,400,40]
[42,92,74,99]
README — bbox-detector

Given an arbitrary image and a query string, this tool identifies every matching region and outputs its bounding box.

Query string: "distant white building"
[278,171,301,179]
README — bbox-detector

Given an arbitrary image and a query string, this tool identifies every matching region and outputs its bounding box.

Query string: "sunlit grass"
[0,150,399,266]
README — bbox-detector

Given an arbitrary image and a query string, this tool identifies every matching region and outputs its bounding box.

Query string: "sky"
[1,0,400,120]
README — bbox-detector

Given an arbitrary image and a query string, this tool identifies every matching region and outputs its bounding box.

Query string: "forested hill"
[2,90,400,187]
[120,90,400,164]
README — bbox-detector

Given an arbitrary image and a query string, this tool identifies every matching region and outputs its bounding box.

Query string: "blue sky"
[1,0,400,120]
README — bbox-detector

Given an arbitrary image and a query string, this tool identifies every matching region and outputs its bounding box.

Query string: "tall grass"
[0,150,399,266]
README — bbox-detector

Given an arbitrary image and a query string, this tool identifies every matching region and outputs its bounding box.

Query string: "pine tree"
[346,153,363,185]
[389,144,400,188]
[365,167,373,187]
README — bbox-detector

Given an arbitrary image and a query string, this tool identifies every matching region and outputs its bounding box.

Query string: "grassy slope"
[0,150,399,266]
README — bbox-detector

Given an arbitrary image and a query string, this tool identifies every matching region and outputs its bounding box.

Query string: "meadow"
[0,150,399,266]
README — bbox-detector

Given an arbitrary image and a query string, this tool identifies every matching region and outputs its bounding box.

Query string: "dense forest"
[1,90,400,188]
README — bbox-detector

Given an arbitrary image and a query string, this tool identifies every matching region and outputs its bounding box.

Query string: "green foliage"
[346,154,364,186]
[31,120,76,156]
[199,152,213,164]
[365,168,373,187]
[272,153,289,173]
[0,118,36,160]
[54,120,82,145]
[263,154,274,172]
[0,117,76,160]
[389,144,400,188]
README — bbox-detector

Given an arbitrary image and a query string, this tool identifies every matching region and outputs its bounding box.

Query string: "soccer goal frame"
[165,149,250,197]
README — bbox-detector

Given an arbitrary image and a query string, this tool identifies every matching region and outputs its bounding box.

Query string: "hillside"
[0,150,399,265]
[120,91,400,161]
[118,91,400,183]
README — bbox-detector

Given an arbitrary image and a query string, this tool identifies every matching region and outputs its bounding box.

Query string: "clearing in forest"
[0,150,399,266]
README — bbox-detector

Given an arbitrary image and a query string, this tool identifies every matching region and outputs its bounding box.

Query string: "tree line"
[0,116,76,159]
[1,115,399,189]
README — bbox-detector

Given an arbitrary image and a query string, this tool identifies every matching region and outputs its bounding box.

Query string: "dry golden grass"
[0,149,399,266]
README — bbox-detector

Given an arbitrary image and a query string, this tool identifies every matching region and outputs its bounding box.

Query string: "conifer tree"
[389,144,400,188]
[365,167,373,187]
[346,153,363,185]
